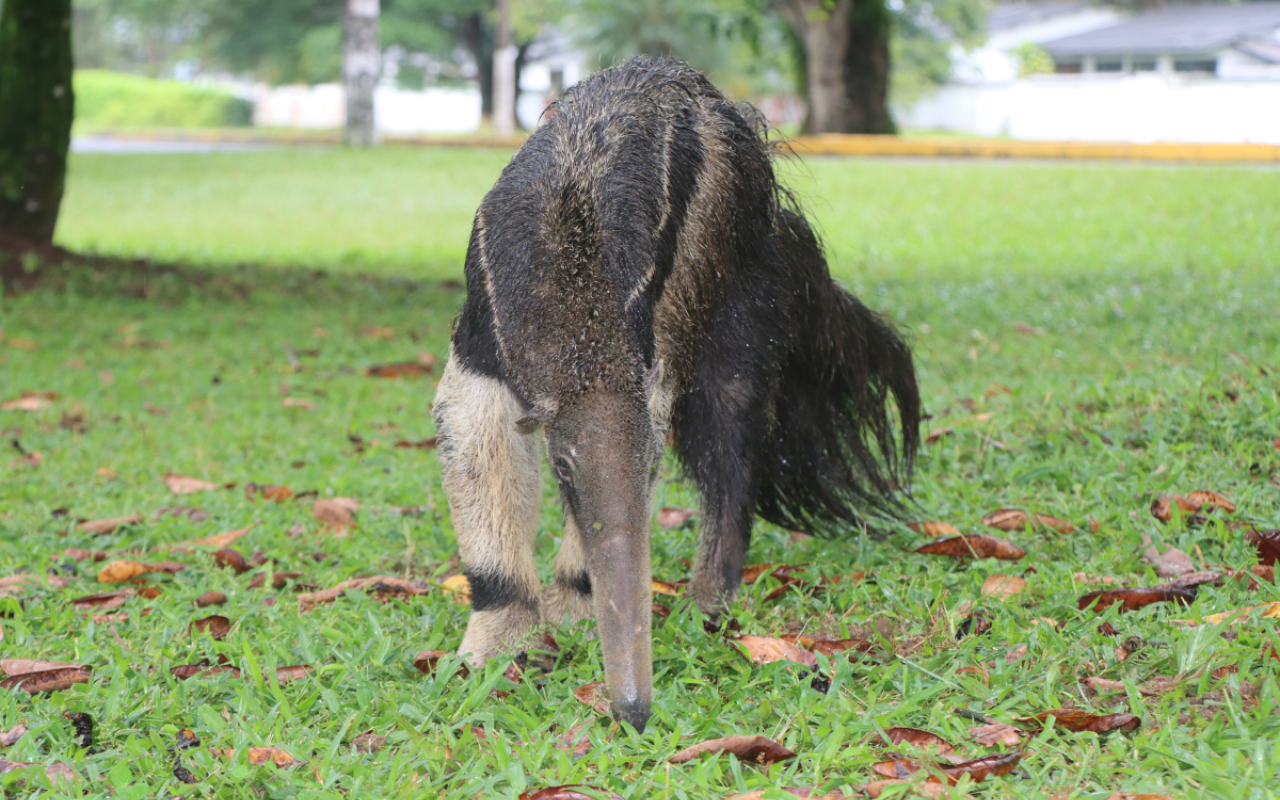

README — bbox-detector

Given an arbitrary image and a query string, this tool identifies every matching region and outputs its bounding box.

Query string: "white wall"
[897,74,1280,143]
[253,84,482,132]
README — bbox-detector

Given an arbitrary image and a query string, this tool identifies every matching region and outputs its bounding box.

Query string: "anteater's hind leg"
[673,352,772,623]
[433,349,544,667]
[541,506,594,627]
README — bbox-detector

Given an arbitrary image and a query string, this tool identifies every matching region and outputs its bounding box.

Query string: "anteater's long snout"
[584,521,653,733]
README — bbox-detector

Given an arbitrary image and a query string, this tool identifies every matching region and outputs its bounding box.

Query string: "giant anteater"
[432,56,920,732]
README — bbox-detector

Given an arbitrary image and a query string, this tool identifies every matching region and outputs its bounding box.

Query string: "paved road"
[71,137,287,154]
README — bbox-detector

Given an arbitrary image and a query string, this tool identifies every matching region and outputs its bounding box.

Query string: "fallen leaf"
[215,747,302,768]
[96,560,150,583]
[171,663,242,680]
[168,523,255,552]
[872,751,1021,785]
[862,780,947,798]
[1020,708,1140,733]
[439,574,471,603]
[71,590,133,611]
[273,665,312,685]
[981,508,1028,531]
[366,362,431,378]
[1184,489,1235,514]
[10,451,40,468]
[967,724,1023,747]
[246,483,293,502]
[981,574,1026,599]
[195,591,227,607]
[1033,513,1075,533]
[1,393,54,411]
[658,507,698,529]
[781,634,877,659]
[1246,529,1280,566]
[394,438,438,449]
[298,575,433,609]
[1005,644,1028,664]
[870,728,956,753]
[59,549,106,563]
[554,721,597,758]
[741,563,783,583]
[0,723,27,748]
[164,473,219,494]
[519,786,623,800]
[1140,533,1195,578]
[915,535,1026,561]
[651,579,683,596]
[908,521,961,538]
[732,635,818,668]
[0,664,92,693]
[924,427,953,445]
[190,614,232,640]
[351,731,386,753]
[0,759,77,786]
[412,650,470,678]
[1193,601,1280,625]
[669,735,797,765]
[1078,586,1195,612]
[573,681,611,715]
[282,397,315,410]
[313,497,358,533]
[213,548,251,573]
[1165,570,1223,590]
[76,515,142,536]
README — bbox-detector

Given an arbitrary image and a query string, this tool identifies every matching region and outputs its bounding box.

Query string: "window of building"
[1054,61,1082,73]
[1097,60,1124,72]
[1174,59,1217,73]
[1132,58,1158,72]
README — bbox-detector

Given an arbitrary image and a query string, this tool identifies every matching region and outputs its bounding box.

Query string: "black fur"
[465,570,539,613]
[557,570,593,597]
[457,55,920,540]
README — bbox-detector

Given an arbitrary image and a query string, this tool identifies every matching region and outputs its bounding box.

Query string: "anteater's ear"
[515,398,557,434]
[644,358,665,398]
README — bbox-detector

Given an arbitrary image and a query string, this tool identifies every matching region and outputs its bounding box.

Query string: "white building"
[898,1,1280,143]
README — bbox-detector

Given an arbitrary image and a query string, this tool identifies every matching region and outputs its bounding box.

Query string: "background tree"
[0,0,76,247]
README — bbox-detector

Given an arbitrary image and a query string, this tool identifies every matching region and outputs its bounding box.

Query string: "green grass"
[2,149,1280,798]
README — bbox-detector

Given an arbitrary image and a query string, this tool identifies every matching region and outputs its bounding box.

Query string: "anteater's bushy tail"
[755,209,921,534]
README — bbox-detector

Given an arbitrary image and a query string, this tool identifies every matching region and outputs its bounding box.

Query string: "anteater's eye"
[553,456,574,485]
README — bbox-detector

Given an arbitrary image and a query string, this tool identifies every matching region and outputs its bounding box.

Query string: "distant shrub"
[74,70,254,129]
[1012,42,1055,78]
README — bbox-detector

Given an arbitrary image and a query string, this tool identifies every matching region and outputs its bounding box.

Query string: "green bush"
[73,70,254,129]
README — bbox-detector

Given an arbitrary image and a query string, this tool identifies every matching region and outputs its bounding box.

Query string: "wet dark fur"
[452,56,920,536]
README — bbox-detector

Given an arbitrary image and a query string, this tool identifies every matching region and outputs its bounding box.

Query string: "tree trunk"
[343,0,380,147]
[461,13,495,120]
[0,0,76,245]
[775,0,895,134]
[492,0,515,136]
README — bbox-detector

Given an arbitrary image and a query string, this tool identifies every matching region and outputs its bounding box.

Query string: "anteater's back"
[451,57,792,414]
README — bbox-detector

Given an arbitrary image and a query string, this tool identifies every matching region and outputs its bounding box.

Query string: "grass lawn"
[1,149,1279,798]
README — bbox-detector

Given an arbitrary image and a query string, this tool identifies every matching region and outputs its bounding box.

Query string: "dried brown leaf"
[195,591,227,607]
[1246,529,1280,567]
[1140,533,1195,578]
[76,515,142,536]
[171,663,242,680]
[0,667,92,694]
[573,681,611,715]
[669,735,797,765]
[862,780,947,798]
[166,523,254,553]
[981,508,1028,531]
[164,473,219,494]
[871,728,956,752]
[190,614,232,640]
[96,559,149,583]
[658,507,698,529]
[981,574,1026,599]
[732,635,818,668]
[215,747,302,767]
[908,521,961,538]
[1022,708,1141,733]
[0,723,27,748]
[967,724,1024,747]
[519,786,623,800]
[213,548,251,573]
[1077,586,1195,613]
[313,497,359,530]
[366,362,432,378]
[71,590,133,611]
[1184,490,1235,514]
[413,650,470,678]
[273,665,312,684]
[915,534,1026,561]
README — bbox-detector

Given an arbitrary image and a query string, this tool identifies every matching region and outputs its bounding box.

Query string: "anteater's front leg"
[541,505,594,627]
[433,350,544,667]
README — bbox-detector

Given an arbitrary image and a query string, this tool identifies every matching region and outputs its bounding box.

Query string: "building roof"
[989,1,1091,32]
[1043,2,1280,56]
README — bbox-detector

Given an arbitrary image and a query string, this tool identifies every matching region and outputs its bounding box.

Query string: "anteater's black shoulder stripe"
[626,106,705,365]
[453,215,506,379]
